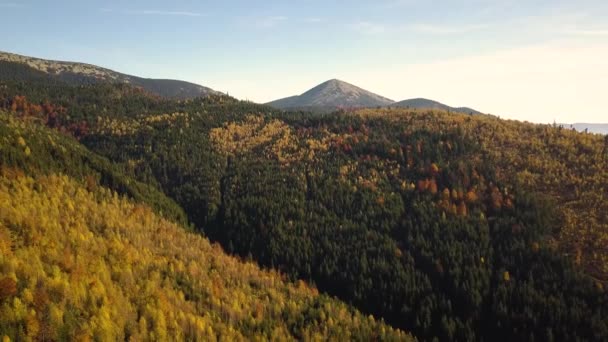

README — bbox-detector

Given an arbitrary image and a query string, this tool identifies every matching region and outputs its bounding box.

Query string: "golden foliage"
[94,116,141,136]
[0,172,410,341]
[338,159,401,194]
[94,112,192,136]
[210,115,304,164]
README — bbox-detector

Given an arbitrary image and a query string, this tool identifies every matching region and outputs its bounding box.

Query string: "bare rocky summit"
[266,79,394,109]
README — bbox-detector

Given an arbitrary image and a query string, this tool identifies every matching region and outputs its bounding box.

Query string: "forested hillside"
[391,98,481,115]
[0,110,187,226]
[0,52,221,99]
[1,79,607,341]
[0,112,410,341]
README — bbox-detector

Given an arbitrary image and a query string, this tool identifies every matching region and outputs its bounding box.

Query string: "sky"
[1,0,607,123]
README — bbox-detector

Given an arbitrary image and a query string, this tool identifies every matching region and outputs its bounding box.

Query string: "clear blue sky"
[1,0,608,123]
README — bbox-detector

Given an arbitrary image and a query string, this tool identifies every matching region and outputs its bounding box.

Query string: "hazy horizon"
[1,0,607,124]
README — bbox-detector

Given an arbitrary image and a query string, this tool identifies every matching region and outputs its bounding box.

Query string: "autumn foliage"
[0,172,410,341]
[1,78,607,341]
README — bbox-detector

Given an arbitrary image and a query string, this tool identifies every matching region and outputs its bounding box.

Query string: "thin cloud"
[0,2,25,8]
[352,21,387,35]
[255,16,288,28]
[351,21,487,36]
[411,23,488,34]
[303,18,323,23]
[101,8,204,17]
[134,10,203,17]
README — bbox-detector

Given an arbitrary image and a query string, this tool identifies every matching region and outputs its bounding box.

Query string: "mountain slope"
[0,172,411,341]
[79,97,608,340]
[392,98,482,114]
[0,111,411,341]
[266,79,394,109]
[3,76,608,341]
[0,51,221,99]
[0,111,188,225]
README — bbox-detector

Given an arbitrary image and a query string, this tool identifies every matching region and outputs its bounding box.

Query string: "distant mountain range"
[2,51,605,131]
[0,51,221,99]
[266,79,482,114]
[0,51,482,113]
[560,123,608,135]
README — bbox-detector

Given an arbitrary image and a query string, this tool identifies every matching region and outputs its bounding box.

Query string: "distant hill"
[266,79,394,110]
[0,51,221,99]
[392,98,482,115]
[561,123,608,135]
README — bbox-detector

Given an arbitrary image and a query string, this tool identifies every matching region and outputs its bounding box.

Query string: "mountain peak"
[313,78,366,90]
[267,79,394,110]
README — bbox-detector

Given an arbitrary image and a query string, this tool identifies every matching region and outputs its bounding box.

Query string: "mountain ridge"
[0,50,222,99]
[392,97,482,115]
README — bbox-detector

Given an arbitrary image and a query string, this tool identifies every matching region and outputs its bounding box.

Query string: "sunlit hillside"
[0,112,411,341]
[0,172,412,341]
